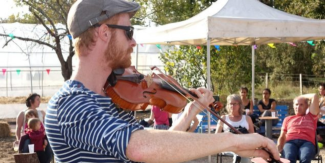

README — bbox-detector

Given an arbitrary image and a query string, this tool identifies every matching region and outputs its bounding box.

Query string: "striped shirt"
[45,80,143,163]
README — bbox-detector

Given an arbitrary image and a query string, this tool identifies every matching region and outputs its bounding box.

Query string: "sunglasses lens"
[126,29,133,40]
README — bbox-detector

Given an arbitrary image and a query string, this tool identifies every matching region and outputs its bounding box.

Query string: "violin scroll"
[211,101,223,112]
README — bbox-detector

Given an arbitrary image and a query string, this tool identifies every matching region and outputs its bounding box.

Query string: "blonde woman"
[216,94,254,163]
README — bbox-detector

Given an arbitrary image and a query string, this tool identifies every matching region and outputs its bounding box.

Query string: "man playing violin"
[45,0,280,162]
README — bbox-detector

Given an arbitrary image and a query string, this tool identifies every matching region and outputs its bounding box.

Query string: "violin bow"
[150,66,282,163]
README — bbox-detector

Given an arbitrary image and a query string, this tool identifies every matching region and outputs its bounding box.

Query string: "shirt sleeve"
[257,100,262,106]
[282,116,288,132]
[57,95,143,162]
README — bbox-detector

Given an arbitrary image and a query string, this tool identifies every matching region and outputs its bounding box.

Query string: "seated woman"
[257,88,278,126]
[240,87,258,124]
[215,94,254,163]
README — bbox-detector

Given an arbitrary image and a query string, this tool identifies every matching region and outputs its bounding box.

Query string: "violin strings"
[151,67,242,134]
[151,68,218,124]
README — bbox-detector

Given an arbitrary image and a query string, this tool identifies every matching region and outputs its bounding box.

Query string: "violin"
[103,66,282,163]
[104,66,223,113]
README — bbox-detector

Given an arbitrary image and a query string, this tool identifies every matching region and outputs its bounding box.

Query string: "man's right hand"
[231,133,280,161]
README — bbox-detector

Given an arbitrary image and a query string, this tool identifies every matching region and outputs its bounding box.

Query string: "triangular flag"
[16,69,21,75]
[196,46,202,49]
[2,69,6,75]
[156,44,161,49]
[46,69,50,75]
[214,45,220,51]
[253,45,257,49]
[32,71,36,77]
[288,42,296,46]
[140,44,144,47]
[8,33,15,39]
[268,43,276,48]
[67,34,72,40]
[307,41,315,46]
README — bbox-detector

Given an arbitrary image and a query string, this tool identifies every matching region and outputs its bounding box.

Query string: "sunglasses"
[93,24,134,40]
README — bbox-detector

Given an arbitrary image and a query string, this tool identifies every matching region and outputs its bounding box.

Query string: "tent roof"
[136,0,325,45]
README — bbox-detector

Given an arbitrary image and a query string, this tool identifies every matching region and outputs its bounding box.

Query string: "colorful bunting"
[8,33,15,39]
[307,41,315,46]
[253,45,257,49]
[67,34,72,40]
[46,69,50,75]
[16,69,21,75]
[214,45,220,51]
[268,43,276,48]
[2,69,6,75]
[156,44,161,49]
[196,46,202,50]
[288,42,296,46]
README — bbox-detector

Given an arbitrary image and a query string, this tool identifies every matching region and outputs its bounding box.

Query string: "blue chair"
[272,105,289,135]
[253,105,289,135]
[196,110,218,133]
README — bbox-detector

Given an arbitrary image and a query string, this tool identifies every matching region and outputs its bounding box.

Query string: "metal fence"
[0,65,164,97]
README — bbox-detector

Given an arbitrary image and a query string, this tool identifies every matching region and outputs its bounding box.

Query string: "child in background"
[26,118,48,152]
[24,109,45,133]
[19,109,45,153]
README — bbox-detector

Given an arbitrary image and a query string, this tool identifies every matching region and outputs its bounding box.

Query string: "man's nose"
[130,38,136,47]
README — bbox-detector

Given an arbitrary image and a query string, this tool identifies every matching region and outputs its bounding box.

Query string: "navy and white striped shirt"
[45,80,143,162]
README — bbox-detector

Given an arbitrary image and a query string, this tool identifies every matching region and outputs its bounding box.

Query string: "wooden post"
[14,153,40,163]
[300,74,302,95]
[265,73,268,88]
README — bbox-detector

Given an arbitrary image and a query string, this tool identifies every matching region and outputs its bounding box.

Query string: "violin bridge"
[144,74,153,87]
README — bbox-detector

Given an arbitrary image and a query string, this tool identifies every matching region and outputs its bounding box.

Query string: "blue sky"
[0,0,28,19]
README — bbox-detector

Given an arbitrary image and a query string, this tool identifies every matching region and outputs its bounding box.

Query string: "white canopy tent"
[136,0,325,105]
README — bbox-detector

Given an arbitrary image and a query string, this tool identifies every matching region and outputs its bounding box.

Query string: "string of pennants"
[140,40,316,52]
[6,33,73,40]
[1,69,51,76]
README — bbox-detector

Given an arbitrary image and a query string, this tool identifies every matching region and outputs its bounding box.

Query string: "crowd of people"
[11,0,325,163]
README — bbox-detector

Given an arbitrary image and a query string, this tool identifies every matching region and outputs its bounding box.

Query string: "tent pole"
[135,44,139,69]
[252,45,255,105]
[207,38,212,163]
[134,44,139,118]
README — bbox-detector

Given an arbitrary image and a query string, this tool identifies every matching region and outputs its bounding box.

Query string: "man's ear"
[98,25,111,42]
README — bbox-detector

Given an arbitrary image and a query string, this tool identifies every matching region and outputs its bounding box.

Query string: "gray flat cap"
[68,0,140,38]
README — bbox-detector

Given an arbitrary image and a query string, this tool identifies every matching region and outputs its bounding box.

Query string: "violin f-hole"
[143,89,157,98]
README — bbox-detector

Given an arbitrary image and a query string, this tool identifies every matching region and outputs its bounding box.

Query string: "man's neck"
[71,58,112,96]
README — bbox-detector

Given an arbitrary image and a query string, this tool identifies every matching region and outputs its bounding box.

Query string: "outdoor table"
[259,116,279,139]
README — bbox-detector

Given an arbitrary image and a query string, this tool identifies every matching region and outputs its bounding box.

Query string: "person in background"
[216,94,254,163]
[26,118,48,152]
[19,118,49,163]
[257,88,278,126]
[14,93,45,145]
[18,109,46,153]
[240,87,258,124]
[317,83,325,142]
[172,109,199,132]
[45,0,280,162]
[277,94,319,163]
[148,105,172,130]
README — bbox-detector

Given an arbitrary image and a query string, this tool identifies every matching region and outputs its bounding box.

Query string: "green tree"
[0,0,75,81]
[137,0,216,25]
[159,46,208,89]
